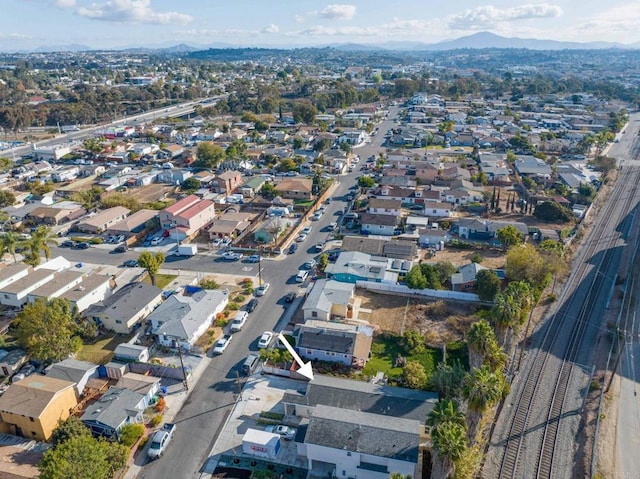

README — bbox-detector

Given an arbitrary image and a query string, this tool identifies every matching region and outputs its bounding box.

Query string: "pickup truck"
[147,423,176,460]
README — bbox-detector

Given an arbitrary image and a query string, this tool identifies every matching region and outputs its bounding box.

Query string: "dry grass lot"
[127,184,176,204]
[358,291,481,344]
[424,248,506,269]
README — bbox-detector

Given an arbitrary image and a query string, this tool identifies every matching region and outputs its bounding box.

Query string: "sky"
[1,0,639,51]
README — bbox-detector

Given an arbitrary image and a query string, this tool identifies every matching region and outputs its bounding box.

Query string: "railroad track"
[497,165,640,479]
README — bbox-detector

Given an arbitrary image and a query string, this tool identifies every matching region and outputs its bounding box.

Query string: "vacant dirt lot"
[128,184,176,203]
[357,290,481,344]
[423,247,506,269]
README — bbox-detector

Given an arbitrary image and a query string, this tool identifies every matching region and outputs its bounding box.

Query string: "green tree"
[138,251,165,287]
[429,361,466,400]
[39,435,128,479]
[13,298,84,362]
[318,253,329,272]
[357,176,375,189]
[0,190,15,207]
[403,330,426,355]
[313,138,332,152]
[505,243,548,286]
[119,423,145,447]
[180,177,202,193]
[496,225,523,251]
[466,320,498,370]
[462,366,505,440]
[277,158,297,172]
[292,101,318,124]
[490,291,522,349]
[426,399,466,429]
[195,142,225,169]
[430,421,468,479]
[23,226,58,266]
[70,186,104,211]
[405,265,427,289]
[0,231,20,263]
[534,201,574,223]
[475,269,501,302]
[51,417,91,447]
[260,182,280,199]
[403,360,427,389]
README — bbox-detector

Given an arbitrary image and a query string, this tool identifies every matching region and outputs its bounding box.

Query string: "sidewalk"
[123,351,212,479]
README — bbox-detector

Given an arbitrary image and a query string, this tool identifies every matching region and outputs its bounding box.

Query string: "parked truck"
[147,423,176,459]
[175,244,198,257]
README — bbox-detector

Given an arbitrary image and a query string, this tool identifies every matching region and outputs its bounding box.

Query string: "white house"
[422,201,454,218]
[59,273,113,313]
[27,269,85,304]
[150,289,229,350]
[0,263,31,291]
[302,280,356,322]
[367,198,402,217]
[46,359,100,398]
[0,267,58,307]
[51,166,80,183]
[359,213,400,236]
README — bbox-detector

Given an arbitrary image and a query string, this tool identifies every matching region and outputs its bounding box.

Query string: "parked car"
[221,251,243,261]
[304,258,317,269]
[288,243,298,254]
[284,291,296,303]
[212,238,222,247]
[246,298,259,313]
[327,222,337,231]
[221,237,232,247]
[230,311,249,332]
[150,237,163,246]
[213,334,233,354]
[258,331,274,349]
[241,354,261,375]
[296,233,307,242]
[314,242,324,253]
[60,240,74,248]
[147,423,176,460]
[255,283,270,297]
[312,211,322,221]
[114,244,128,253]
[265,425,296,441]
[74,242,90,249]
[245,254,261,263]
[123,259,139,267]
[301,225,312,235]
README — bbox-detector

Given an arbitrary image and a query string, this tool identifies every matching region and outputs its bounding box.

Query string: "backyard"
[76,332,134,364]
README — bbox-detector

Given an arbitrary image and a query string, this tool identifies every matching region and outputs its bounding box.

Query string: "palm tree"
[426,399,466,429]
[0,232,20,263]
[23,226,58,267]
[462,366,505,441]
[137,251,165,286]
[490,292,521,350]
[466,319,498,370]
[430,421,467,479]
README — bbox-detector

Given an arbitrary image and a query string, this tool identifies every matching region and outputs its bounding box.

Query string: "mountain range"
[17,32,640,54]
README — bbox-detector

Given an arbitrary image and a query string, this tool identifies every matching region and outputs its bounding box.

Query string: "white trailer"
[175,244,198,256]
[242,428,281,459]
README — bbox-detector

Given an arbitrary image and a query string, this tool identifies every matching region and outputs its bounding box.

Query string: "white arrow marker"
[277,333,314,381]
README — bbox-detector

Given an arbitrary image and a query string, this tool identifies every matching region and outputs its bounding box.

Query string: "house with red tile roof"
[160,195,216,241]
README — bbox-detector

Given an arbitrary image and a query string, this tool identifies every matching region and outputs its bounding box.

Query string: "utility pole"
[258,248,263,287]
[175,341,189,391]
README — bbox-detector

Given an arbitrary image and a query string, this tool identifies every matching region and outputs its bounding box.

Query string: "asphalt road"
[133,109,400,479]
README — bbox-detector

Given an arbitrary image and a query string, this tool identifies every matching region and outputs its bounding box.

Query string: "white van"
[296,270,309,283]
[230,311,249,332]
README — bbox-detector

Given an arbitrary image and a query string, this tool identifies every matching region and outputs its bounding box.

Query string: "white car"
[328,222,337,231]
[301,225,312,235]
[258,331,274,349]
[256,283,270,296]
[212,238,222,247]
[265,425,296,441]
[221,252,243,261]
[230,311,249,332]
[150,237,162,246]
[304,259,317,269]
[213,335,232,354]
[296,233,307,242]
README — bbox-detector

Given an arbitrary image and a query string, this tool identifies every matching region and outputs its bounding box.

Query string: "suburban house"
[274,178,314,200]
[105,209,159,235]
[451,262,488,291]
[27,204,86,226]
[211,171,244,194]
[160,194,216,240]
[240,176,266,198]
[59,273,113,313]
[115,372,160,409]
[325,252,399,284]
[207,211,255,240]
[341,236,417,260]
[513,155,553,178]
[302,279,356,322]
[81,387,145,440]
[76,206,131,234]
[0,263,31,290]
[45,359,100,398]
[149,289,229,350]
[281,375,437,479]
[367,198,402,216]
[456,218,529,241]
[85,282,163,334]
[26,269,86,304]
[0,375,78,441]
[295,320,373,369]
[157,168,192,185]
[423,201,454,218]
[360,213,400,236]
[419,228,451,247]
[254,217,288,244]
[0,267,59,307]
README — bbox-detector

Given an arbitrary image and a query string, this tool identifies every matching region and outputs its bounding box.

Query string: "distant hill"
[421,32,630,51]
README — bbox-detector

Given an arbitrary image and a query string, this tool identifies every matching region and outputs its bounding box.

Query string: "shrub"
[243,287,255,295]
[199,279,220,290]
[89,237,104,244]
[154,397,166,413]
[137,435,149,452]
[119,423,145,447]
[259,411,285,420]
[234,295,245,303]
[228,303,240,311]
[150,414,163,427]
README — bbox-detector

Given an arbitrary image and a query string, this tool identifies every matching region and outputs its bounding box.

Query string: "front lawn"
[77,332,134,364]
[142,274,177,289]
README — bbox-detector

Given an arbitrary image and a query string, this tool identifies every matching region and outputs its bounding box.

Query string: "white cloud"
[54,0,76,8]
[0,33,32,40]
[448,3,563,30]
[294,14,305,23]
[318,4,356,20]
[76,0,193,25]
[291,17,444,39]
[574,4,640,40]
[261,24,279,34]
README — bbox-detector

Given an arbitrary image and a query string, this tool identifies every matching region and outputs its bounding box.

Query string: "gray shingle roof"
[85,282,162,324]
[46,359,98,385]
[81,387,144,429]
[305,405,420,462]
[302,279,354,315]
